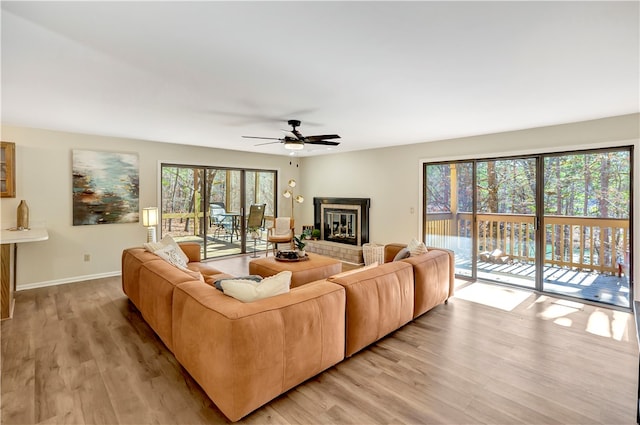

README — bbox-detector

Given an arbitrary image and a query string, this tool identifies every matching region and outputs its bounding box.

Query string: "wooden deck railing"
[426,212,629,275]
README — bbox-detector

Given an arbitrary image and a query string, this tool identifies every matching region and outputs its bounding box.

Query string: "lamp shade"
[142,207,158,227]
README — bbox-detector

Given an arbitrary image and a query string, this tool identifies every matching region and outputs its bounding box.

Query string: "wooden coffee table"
[249,252,342,288]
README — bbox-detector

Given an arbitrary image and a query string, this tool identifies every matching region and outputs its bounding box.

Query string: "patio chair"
[210,202,228,239]
[246,204,266,237]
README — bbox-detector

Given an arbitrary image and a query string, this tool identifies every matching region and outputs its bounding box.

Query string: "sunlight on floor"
[530,296,583,327]
[455,283,632,342]
[585,309,631,341]
[454,282,532,312]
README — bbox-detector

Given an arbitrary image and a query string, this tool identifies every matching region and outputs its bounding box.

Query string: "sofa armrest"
[178,242,202,262]
[402,248,454,318]
[426,246,455,299]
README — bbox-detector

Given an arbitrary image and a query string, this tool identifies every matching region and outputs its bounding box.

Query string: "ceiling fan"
[242,120,341,150]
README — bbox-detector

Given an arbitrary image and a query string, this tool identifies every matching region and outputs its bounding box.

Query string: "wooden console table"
[1,227,49,319]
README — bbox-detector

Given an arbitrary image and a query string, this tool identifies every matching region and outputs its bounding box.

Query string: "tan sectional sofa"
[121,241,453,421]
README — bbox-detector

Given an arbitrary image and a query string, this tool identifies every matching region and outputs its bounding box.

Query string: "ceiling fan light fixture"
[284,141,304,150]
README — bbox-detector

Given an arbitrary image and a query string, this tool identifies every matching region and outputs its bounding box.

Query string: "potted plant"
[293,234,307,257]
[311,228,321,240]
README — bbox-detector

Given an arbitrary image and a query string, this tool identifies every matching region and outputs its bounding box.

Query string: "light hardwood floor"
[1,255,637,424]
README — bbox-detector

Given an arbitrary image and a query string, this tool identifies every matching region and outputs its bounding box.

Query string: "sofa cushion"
[221,271,292,302]
[329,261,414,357]
[328,262,378,280]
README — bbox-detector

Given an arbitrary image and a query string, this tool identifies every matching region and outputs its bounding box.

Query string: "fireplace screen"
[325,209,357,243]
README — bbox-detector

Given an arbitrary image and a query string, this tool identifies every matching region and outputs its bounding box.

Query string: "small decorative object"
[142,207,158,242]
[293,234,307,257]
[275,250,309,262]
[311,228,321,240]
[17,199,29,230]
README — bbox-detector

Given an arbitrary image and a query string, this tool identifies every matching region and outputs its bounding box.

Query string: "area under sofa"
[121,242,454,422]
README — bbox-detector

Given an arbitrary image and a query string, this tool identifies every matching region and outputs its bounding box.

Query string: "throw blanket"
[274,217,291,236]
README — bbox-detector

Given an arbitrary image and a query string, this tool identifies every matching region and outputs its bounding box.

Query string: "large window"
[160,164,276,259]
[424,147,632,309]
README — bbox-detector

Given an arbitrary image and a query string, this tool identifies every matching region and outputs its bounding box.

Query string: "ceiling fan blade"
[306,140,341,146]
[254,140,284,146]
[242,136,283,140]
[305,134,341,142]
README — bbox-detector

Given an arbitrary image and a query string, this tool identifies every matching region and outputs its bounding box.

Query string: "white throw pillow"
[153,245,189,269]
[144,235,189,265]
[407,238,428,256]
[221,271,292,302]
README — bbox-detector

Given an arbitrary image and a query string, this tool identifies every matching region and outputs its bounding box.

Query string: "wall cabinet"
[1,142,15,198]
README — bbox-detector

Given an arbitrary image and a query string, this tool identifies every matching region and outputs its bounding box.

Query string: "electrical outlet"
[84,254,91,262]
[410,207,415,214]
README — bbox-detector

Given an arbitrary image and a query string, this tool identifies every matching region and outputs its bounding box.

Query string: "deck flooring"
[457,258,630,309]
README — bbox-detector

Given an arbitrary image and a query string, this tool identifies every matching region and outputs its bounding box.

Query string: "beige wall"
[1,114,639,296]
[0,126,299,289]
[300,113,640,299]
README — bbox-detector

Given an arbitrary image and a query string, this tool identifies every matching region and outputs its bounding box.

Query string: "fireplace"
[313,197,370,246]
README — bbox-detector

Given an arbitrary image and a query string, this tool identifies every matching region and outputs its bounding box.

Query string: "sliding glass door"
[161,164,276,259]
[542,150,631,306]
[475,157,538,288]
[424,147,632,308]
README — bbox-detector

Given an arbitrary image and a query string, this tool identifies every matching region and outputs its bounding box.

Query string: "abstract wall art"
[72,149,139,225]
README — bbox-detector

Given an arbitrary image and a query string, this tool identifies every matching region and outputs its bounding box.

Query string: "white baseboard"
[17,271,122,291]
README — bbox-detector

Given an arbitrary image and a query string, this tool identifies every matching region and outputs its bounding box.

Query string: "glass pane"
[245,170,276,256]
[161,166,204,240]
[542,150,631,308]
[205,168,242,257]
[425,162,474,278]
[476,158,537,288]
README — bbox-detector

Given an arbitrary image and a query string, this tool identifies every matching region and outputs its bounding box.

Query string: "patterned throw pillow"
[153,245,188,269]
[214,275,263,291]
[144,235,189,265]
[407,238,428,256]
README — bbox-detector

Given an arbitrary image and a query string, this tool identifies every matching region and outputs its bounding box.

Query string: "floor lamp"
[142,207,158,243]
[283,179,304,222]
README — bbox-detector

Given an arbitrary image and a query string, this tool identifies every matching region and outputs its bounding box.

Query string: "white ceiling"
[1,1,638,157]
